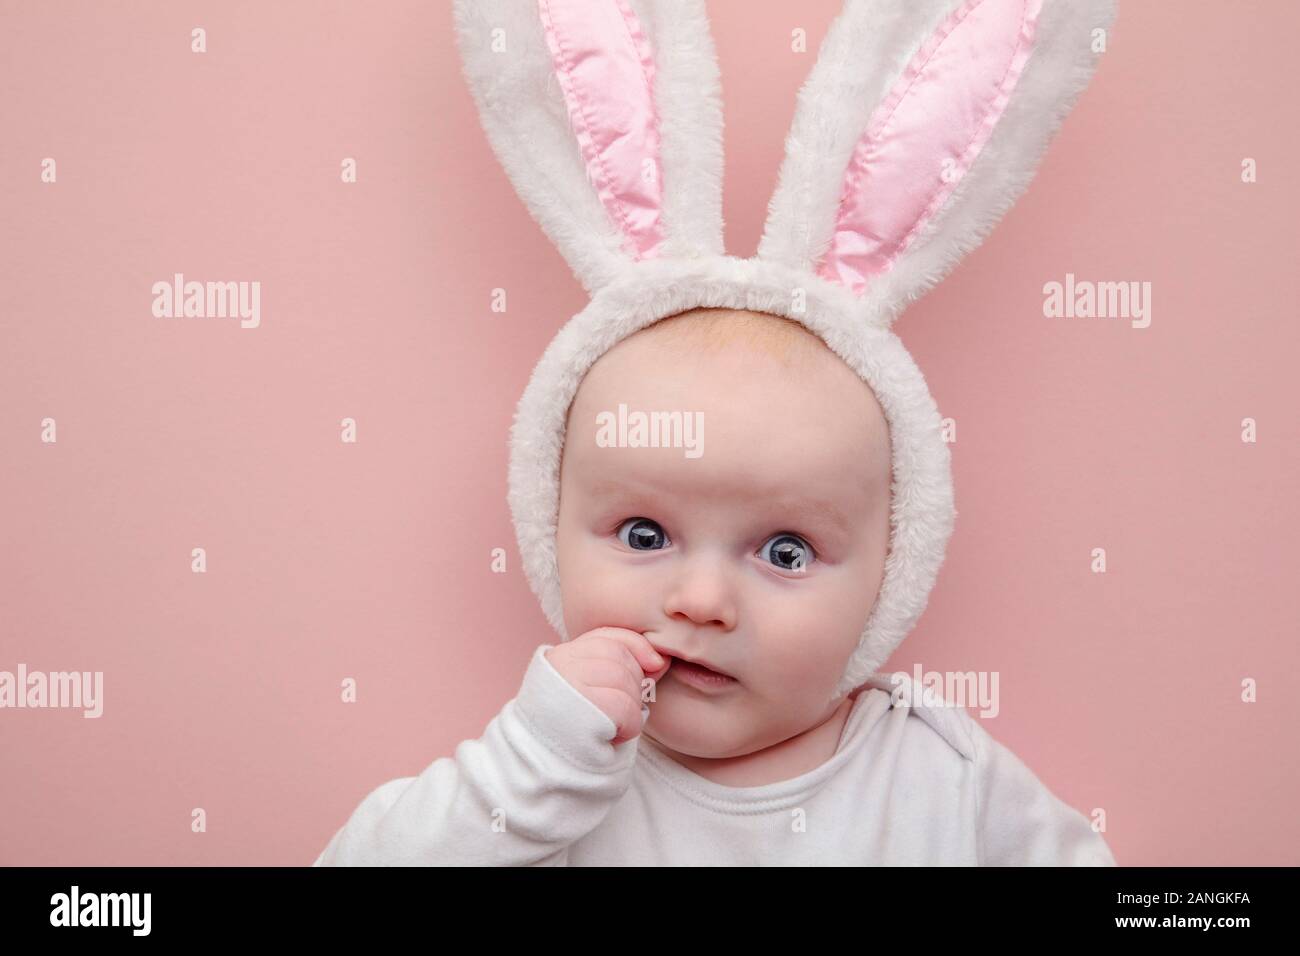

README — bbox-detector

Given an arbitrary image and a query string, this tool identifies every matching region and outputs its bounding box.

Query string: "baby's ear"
[452,0,725,294]
[758,0,1116,321]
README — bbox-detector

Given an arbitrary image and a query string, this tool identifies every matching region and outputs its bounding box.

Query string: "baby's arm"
[970,721,1117,866]
[313,642,643,866]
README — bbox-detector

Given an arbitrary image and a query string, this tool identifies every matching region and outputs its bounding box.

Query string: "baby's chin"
[642,690,759,759]
[641,724,755,761]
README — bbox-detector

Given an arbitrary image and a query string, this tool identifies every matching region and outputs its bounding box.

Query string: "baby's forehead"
[562,307,891,492]
[574,308,857,404]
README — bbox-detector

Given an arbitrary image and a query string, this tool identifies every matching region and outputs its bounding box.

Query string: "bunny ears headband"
[452,0,1116,698]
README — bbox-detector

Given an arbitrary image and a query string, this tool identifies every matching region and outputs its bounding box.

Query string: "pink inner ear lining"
[817,0,1043,296]
[537,0,664,261]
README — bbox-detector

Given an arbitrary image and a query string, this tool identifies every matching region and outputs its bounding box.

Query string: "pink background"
[2,1,1297,866]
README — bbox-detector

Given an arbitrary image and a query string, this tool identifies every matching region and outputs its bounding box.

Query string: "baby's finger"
[566,636,647,687]
[575,657,643,705]
[643,653,673,685]
[586,686,645,744]
[579,626,665,676]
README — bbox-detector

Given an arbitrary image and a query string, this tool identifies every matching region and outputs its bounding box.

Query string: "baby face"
[554,308,892,760]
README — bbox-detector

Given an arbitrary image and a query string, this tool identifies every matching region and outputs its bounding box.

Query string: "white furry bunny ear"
[758,0,1116,321]
[452,0,724,294]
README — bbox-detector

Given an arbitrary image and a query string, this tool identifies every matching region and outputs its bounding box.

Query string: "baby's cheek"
[559,544,654,636]
[753,590,861,689]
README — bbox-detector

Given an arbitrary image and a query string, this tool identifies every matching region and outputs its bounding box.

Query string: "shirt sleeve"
[312,643,643,866]
[969,719,1117,866]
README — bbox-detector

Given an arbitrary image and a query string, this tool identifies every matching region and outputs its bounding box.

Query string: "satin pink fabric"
[818,0,1043,295]
[538,0,663,260]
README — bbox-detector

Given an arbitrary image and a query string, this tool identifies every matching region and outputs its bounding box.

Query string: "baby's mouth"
[666,656,738,690]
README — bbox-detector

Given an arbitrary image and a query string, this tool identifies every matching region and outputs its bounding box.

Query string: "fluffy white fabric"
[760,0,1119,323]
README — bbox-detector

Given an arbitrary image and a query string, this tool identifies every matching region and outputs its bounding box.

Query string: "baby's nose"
[661,554,737,631]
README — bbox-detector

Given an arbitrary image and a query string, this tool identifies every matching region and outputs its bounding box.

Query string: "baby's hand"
[545,627,672,744]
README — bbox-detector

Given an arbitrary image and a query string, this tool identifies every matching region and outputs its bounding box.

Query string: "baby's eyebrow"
[770,496,851,535]
[586,477,651,501]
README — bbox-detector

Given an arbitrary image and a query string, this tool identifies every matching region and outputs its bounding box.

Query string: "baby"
[313,306,1117,865]
[315,0,1121,866]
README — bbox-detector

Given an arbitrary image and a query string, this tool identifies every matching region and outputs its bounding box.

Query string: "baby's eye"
[617,517,671,551]
[758,533,814,572]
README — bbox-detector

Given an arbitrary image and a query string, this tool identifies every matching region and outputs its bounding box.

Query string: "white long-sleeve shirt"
[313,644,1116,866]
